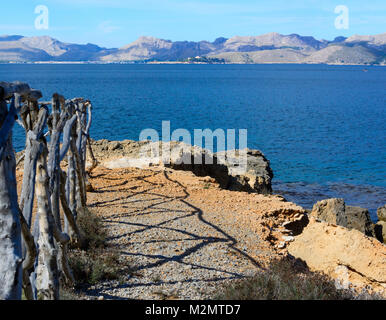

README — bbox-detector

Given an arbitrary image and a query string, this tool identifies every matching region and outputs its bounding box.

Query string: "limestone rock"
[345,206,374,237]
[166,144,273,194]
[165,142,230,189]
[311,199,375,238]
[311,198,347,226]
[216,149,273,194]
[277,242,286,249]
[282,235,295,242]
[282,214,309,236]
[91,140,273,195]
[378,205,386,222]
[288,218,386,296]
[109,141,122,151]
[375,221,386,244]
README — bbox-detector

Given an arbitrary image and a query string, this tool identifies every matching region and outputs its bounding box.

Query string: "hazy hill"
[302,44,381,65]
[100,36,225,62]
[0,35,109,62]
[0,32,385,65]
[217,33,326,53]
[211,48,308,64]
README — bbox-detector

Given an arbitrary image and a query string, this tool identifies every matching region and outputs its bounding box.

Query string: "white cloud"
[98,21,121,34]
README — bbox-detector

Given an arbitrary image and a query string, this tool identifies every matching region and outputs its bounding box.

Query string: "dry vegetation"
[215,257,381,300]
[61,208,132,299]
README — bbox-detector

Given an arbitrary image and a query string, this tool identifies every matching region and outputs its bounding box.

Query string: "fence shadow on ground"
[84,168,265,299]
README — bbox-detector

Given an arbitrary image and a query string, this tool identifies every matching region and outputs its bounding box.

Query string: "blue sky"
[2,0,385,48]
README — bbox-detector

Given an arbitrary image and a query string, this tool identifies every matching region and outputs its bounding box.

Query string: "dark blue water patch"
[1,63,385,213]
[273,181,386,222]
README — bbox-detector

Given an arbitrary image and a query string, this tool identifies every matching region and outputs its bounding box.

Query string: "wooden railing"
[0,81,94,300]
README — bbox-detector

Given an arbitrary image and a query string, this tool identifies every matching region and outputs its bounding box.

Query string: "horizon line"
[1,31,385,49]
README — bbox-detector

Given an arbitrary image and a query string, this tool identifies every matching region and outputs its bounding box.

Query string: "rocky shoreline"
[81,139,386,297]
[16,138,386,298]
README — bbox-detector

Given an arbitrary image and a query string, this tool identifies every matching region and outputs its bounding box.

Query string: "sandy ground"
[79,165,304,299]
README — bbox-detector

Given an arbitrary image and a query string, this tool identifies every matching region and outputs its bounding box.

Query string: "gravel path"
[83,166,301,300]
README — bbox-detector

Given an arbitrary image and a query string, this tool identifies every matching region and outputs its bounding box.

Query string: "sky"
[1,0,385,48]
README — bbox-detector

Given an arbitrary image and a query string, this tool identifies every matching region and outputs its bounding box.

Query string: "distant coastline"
[1,32,385,65]
[2,61,385,66]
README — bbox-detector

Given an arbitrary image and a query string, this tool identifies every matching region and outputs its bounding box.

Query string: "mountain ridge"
[0,32,385,65]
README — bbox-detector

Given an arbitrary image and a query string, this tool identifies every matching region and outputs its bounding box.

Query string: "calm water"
[1,64,385,219]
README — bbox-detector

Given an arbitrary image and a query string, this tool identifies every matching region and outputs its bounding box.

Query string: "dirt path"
[83,165,304,300]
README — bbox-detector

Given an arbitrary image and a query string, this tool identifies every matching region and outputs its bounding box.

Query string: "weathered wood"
[67,146,78,217]
[86,136,99,173]
[71,139,87,209]
[46,94,79,286]
[60,170,83,245]
[0,81,93,300]
[57,242,75,286]
[26,90,42,102]
[0,81,30,100]
[59,114,77,161]
[50,94,62,133]
[0,96,23,300]
[20,105,49,298]
[16,153,25,166]
[19,106,48,227]
[35,144,60,300]
[47,96,69,230]
[0,94,21,159]
[20,212,37,300]
[81,102,92,166]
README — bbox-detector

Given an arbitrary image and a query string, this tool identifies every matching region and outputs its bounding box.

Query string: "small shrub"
[68,248,128,285]
[215,257,360,300]
[60,287,83,300]
[63,207,132,299]
[76,207,107,249]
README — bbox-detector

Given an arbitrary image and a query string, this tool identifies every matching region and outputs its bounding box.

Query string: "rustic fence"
[0,81,94,300]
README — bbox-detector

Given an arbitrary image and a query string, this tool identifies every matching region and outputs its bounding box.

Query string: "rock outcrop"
[375,221,386,244]
[310,198,347,226]
[288,218,386,296]
[345,206,375,237]
[215,149,273,194]
[310,198,376,238]
[281,214,309,236]
[378,205,386,222]
[87,139,273,194]
[163,141,230,189]
[376,205,386,244]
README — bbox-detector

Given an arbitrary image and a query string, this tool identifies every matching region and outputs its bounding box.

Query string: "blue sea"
[1,64,385,219]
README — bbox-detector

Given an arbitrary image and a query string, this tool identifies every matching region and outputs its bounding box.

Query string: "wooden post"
[0,95,23,300]
[19,106,48,226]
[20,212,37,300]
[35,142,60,300]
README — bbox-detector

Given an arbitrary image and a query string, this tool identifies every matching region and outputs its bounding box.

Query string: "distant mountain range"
[0,32,385,65]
